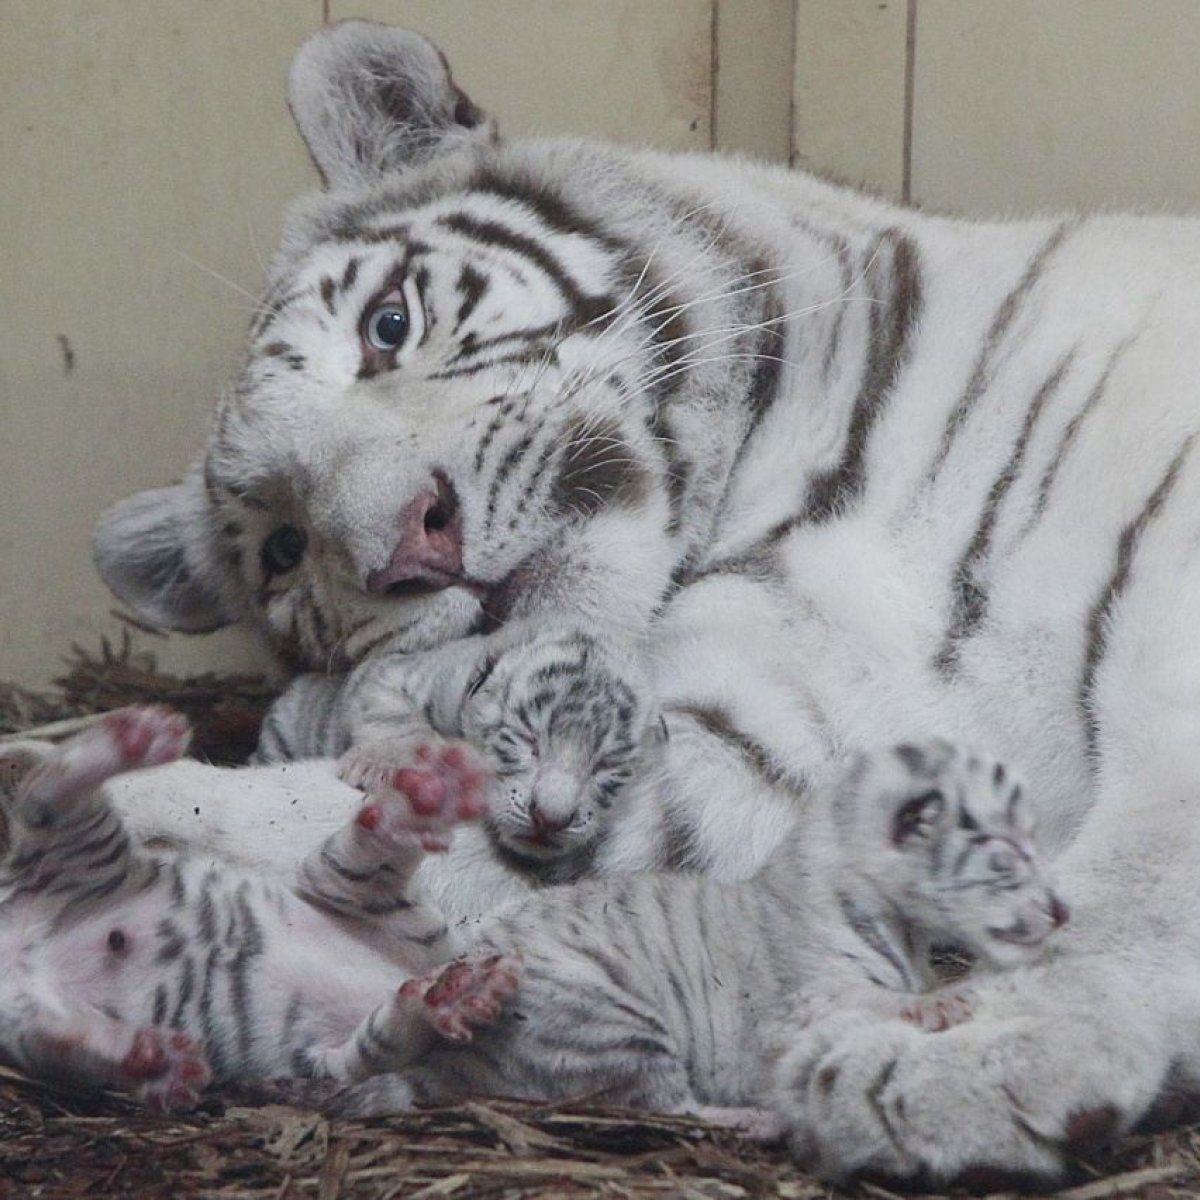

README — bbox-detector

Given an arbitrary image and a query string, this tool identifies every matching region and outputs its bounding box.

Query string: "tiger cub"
[0,706,491,1108]
[381,741,1069,1123]
[258,624,660,885]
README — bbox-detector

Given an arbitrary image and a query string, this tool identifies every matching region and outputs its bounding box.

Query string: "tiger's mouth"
[375,572,464,598]
[370,567,499,603]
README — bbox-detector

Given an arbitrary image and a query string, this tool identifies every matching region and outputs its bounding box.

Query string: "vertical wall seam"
[322,0,330,26]
[902,0,917,203]
[787,0,799,165]
[709,0,720,150]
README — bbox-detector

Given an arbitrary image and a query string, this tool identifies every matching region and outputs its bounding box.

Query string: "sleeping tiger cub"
[257,622,660,887]
[0,706,491,1105]
[380,739,1067,1125]
[90,18,1200,1183]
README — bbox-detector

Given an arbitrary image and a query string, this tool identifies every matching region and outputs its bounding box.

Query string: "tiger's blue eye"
[364,304,408,351]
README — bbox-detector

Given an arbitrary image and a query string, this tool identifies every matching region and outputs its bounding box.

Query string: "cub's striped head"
[93,21,745,668]
[461,626,657,868]
[837,740,1070,968]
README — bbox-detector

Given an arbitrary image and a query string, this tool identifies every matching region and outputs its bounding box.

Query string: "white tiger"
[377,739,1066,1130]
[0,706,494,1104]
[89,19,1200,1186]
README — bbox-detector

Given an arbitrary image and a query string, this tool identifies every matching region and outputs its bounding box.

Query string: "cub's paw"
[17,708,191,817]
[121,1026,212,1113]
[399,953,524,1042]
[352,740,490,853]
[102,707,192,770]
[899,989,976,1033]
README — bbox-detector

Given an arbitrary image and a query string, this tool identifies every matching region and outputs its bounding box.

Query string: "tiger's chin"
[345,584,488,660]
[484,817,599,881]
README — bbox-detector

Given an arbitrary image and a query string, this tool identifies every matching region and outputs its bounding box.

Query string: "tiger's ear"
[288,21,494,189]
[92,467,236,634]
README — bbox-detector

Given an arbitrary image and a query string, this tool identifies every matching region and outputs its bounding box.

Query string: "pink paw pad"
[103,707,191,769]
[900,992,974,1032]
[356,741,489,853]
[393,741,488,821]
[122,1027,212,1112]
[400,953,523,1042]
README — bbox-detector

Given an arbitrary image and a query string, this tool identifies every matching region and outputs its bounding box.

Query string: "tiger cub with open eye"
[374,740,1068,1124]
[0,706,492,1108]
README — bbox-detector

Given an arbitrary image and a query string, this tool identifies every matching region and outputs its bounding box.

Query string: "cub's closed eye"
[892,787,945,844]
[261,524,307,576]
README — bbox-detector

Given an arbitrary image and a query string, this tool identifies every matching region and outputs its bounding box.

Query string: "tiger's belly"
[15,874,411,1079]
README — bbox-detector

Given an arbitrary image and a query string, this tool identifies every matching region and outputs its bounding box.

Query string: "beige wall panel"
[331,0,714,149]
[715,0,794,161]
[0,2,321,688]
[792,0,909,197]
[912,0,1200,215]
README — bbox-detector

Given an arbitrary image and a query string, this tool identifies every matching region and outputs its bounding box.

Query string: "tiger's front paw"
[770,996,1161,1188]
[350,739,490,853]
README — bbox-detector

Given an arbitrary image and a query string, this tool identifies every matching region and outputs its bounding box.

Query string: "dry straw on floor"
[1,634,1197,1199]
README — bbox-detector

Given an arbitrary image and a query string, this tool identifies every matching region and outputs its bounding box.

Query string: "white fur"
[87,20,1200,1185]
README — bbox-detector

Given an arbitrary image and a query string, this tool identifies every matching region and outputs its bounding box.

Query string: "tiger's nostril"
[365,473,463,596]
[424,471,459,533]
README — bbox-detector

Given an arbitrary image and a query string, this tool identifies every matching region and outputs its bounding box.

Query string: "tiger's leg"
[0,708,211,1110]
[295,747,489,967]
[310,952,523,1083]
[1,707,190,909]
[773,554,1200,1186]
[392,948,706,1113]
[772,902,1176,1186]
[0,986,211,1112]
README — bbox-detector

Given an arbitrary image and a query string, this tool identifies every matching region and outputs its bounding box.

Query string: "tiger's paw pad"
[351,740,490,853]
[121,1027,212,1112]
[400,953,523,1041]
[103,707,192,770]
[899,990,976,1032]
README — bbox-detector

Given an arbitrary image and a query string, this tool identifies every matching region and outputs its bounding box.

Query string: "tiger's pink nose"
[365,476,462,595]
[529,800,575,836]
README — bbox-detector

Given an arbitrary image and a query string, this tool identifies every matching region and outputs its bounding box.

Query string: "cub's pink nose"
[366,476,463,595]
[529,800,575,836]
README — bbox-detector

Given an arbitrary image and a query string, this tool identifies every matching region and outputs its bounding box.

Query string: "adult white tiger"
[91,19,1200,1188]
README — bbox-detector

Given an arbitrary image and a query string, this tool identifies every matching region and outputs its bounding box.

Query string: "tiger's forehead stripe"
[435,210,597,324]
[454,263,489,333]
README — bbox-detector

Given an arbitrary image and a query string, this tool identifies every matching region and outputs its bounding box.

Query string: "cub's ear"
[92,468,235,634]
[288,20,494,188]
